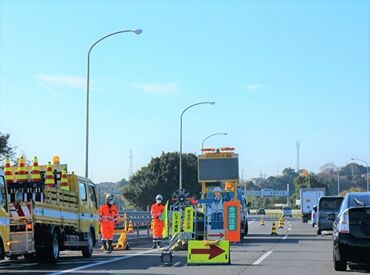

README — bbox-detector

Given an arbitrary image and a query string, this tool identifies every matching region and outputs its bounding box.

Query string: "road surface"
[1,216,369,274]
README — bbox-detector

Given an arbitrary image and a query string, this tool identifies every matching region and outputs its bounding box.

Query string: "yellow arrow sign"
[187,240,230,264]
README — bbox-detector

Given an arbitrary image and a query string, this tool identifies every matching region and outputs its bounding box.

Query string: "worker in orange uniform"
[98,193,119,253]
[151,194,164,248]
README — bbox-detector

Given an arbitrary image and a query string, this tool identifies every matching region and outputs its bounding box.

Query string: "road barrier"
[115,211,152,241]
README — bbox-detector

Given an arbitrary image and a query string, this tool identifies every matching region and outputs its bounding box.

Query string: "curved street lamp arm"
[180,101,215,119]
[201,132,227,150]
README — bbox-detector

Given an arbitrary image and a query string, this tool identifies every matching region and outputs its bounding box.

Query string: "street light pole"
[201,132,227,151]
[351,158,369,192]
[179,101,215,190]
[325,164,340,195]
[85,29,142,178]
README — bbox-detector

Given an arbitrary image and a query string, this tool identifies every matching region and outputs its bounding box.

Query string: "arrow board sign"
[187,240,230,264]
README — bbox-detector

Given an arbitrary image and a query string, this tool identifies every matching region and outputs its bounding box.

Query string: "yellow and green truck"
[0,169,10,260]
[5,156,99,263]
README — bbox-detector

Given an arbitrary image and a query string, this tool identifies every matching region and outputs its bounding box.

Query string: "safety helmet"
[155,194,163,201]
[106,193,114,200]
[213,187,222,193]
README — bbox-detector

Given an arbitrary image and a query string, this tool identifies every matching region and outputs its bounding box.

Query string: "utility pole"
[296,141,300,172]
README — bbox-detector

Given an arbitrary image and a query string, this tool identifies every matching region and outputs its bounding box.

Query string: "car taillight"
[338,210,349,234]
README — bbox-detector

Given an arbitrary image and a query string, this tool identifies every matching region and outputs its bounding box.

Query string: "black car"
[317,196,343,235]
[333,192,370,271]
[257,208,266,215]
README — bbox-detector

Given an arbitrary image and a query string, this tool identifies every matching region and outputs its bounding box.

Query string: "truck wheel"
[82,230,94,258]
[0,240,5,260]
[317,229,321,235]
[47,231,60,263]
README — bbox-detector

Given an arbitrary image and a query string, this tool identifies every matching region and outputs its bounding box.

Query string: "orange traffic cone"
[44,162,55,186]
[60,169,69,191]
[31,157,41,182]
[4,158,14,184]
[16,156,28,183]
[128,220,134,233]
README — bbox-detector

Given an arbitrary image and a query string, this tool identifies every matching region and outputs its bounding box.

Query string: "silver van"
[317,196,343,235]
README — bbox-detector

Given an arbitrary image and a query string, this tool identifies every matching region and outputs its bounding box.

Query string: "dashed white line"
[282,234,289,240]
[252,250,273,265]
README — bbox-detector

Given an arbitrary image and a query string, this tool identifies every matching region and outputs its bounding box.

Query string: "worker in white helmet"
[98,193,119,253]
[151,194,164,248]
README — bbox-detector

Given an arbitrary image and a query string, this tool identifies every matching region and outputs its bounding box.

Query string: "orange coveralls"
[98,204,119,240]
[151,203,164,239]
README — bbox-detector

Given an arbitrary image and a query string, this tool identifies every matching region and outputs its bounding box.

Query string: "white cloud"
[35,74,85,89]
[129,82,179,95]
[246,84,265,92]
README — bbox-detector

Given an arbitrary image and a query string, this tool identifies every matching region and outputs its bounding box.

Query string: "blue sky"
[0,0,368,182]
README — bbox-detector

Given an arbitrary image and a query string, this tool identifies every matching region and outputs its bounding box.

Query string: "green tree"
[0,132,16,161]
[123,152,200,210]
[339,187,364,197]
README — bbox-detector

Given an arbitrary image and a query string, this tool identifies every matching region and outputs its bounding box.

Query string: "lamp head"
[209,101,216,105]
[132,29,143,35]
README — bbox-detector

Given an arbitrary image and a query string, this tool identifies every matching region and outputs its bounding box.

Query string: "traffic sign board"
[187,240,230,264]
[184,207,194,233]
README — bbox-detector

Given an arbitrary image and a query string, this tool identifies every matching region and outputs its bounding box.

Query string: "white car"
[282,206,292,217]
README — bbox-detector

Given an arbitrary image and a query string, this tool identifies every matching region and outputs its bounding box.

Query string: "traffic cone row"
[60,169,69,191]
[128,220,134,233]
[271,221,278,236]
[278,216,284,229]
[4,159,14,184]
[31,157,41,182]
[260,217,265,226]
[44,162,55,186]
[17,156,28,183]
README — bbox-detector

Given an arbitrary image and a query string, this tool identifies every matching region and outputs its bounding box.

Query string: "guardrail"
[115,211,152,241]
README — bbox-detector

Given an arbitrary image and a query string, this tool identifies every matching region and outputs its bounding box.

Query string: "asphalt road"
[1,216,370,275]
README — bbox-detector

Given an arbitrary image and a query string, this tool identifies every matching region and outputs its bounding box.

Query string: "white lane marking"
[252,250,273,265]
[288,228,292,231]
[282,234,288,240]
[49,248,161,275]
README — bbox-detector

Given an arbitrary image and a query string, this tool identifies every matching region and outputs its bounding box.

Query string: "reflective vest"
[151,203,164,238]
[98,204,119,240]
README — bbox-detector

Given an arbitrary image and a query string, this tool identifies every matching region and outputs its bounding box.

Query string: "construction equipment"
[271,221,278,236]
[114,213,130,250]
[4,156,99,263]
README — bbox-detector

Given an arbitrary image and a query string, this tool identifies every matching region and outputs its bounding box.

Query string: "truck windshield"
[0,176,7,211]
[319,198,343,211]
